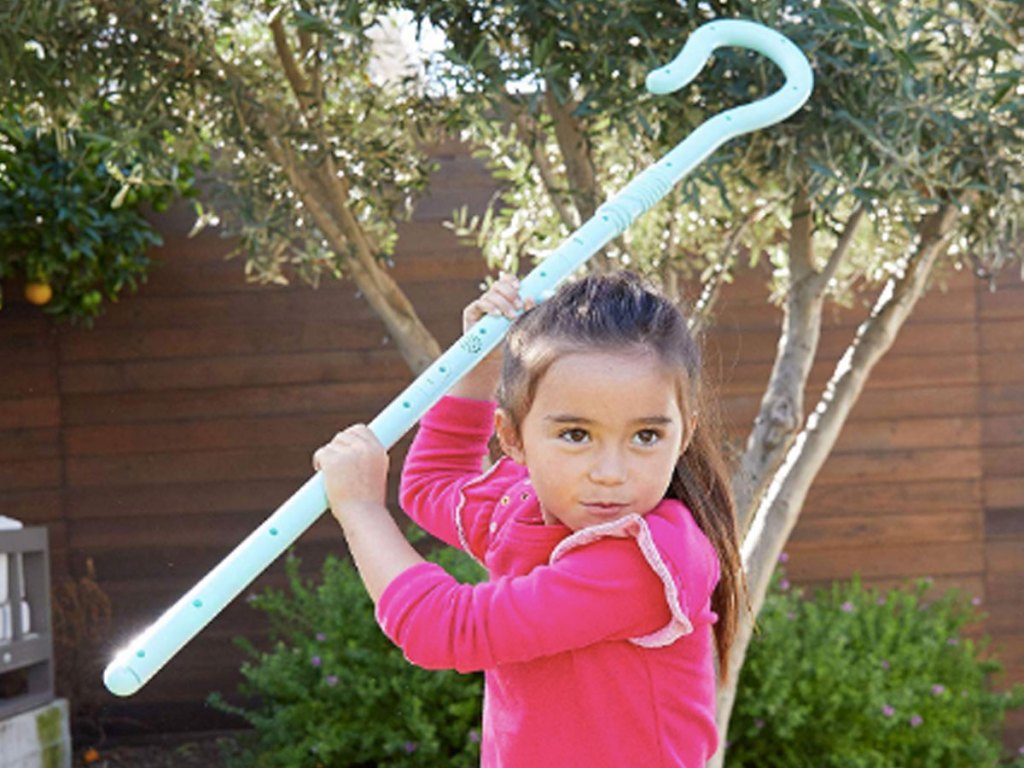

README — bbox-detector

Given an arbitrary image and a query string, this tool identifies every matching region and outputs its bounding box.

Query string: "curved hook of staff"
[104,18,813,697]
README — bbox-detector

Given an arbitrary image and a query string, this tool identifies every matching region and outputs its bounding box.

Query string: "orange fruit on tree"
[24,281,53,306]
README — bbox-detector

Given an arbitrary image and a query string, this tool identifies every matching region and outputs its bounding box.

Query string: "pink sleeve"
[399,396,504,557]
[375,537,672,673]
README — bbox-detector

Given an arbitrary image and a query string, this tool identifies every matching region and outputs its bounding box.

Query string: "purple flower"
[971,596,982,607]
[910,714,923,727]
[876,595,887,605]
[786,611,797,621]
[882,704,895,717]
[779,552,789,564]
[468,729,481,744]
[404,741,418,754]
[311,656,322,667]
[779,579,791,592]
[948,637,960,646]
[326,675,338,686]
[841,601,855,613]
[316,632,327,642]
[754,718,765,730]
[880,660,890,671]
[931,684,945,695]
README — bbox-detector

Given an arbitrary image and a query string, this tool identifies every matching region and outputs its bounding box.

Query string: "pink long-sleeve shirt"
[376,396,720,767]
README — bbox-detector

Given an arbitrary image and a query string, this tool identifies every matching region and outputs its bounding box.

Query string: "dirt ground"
[78,733,242,767]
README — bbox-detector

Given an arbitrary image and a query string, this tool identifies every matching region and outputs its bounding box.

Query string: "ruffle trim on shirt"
[549,513,694,648]
[454,456,513,567]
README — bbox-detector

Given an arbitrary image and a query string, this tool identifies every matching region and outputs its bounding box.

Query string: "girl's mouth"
[583,502,628,516]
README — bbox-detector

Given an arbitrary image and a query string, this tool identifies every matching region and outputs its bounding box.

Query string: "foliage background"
[728,566,1024,767]
[210,545,485,768]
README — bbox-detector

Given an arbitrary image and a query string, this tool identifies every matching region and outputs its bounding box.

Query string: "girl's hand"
[450,272,534,401]
[313,425,389,519]
[313,426,424,603]
[462,271,528,332]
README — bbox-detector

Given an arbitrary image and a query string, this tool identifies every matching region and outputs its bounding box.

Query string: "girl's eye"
[558,428,590,444]
[633,429,662,446]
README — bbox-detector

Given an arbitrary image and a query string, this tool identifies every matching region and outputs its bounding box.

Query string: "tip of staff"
[104,663,143,697]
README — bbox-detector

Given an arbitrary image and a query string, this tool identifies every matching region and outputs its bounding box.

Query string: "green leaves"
[727,569,1024,767]
[1,0,442,304]
[0,117,190,323]
[212,547,486,768]
[416,0,1022,302]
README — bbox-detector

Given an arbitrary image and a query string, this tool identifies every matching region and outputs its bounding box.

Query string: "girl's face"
[496,349,688,531]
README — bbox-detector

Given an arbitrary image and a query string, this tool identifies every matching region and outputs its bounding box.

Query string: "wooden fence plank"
[60,381,406,426]
[0,397,61,429]
[813,447,981,485]
[0,427,60,461]
[784,541,985,582]
[790,510,981,548]
[60,349,410,395]
[805,478,980,516]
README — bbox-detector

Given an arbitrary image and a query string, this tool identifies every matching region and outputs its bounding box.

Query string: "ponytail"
[668,395,746,682]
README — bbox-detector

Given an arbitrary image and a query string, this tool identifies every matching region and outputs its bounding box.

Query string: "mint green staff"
[104,18,813,697]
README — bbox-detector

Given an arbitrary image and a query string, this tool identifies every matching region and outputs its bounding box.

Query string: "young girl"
[314,270,744,767]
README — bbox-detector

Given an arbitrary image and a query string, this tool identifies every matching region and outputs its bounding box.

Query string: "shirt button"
[489,521,498,533]
[500,495,510,505]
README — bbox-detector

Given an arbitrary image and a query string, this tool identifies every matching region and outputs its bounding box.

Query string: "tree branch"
[543,82,602,222]
[788,187,815,281]
[733,189,825,530]
[505,104,580,230]
[269,12,314,114]
[121,7,438,375]
[820,203,865,287]
[743,200,959,615]
[266,137,440,373]
[269,12,353,228]
[714,202,960,759]
[690,200,778,334]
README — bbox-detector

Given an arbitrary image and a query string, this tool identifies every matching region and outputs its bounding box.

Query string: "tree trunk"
[343,240,443,375]
[240,19,444,377]
[708,203,958,768]
[261,133,442,376]
[543,85,602,223]
[732,190,825,530]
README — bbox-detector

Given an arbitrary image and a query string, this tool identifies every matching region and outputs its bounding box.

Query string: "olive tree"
[401,0,1024,760]
[1,0,442,371]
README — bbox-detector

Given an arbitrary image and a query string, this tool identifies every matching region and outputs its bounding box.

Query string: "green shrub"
[727,564,1024,768]
[211,545,485,768]
[0,115,195,323]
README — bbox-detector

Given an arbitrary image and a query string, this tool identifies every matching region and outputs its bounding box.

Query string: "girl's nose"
[588,447,627,485]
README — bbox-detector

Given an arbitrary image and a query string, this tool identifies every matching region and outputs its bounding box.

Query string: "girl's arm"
[316,273,531,597]
[398,395,506,557]
[398,272,532,553]
[448,271,526,402]
[376,532,704,672]
[314,425,422,602]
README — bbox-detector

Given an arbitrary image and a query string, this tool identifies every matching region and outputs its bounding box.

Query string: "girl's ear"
[680,413,699,456]
[495,409,526,464]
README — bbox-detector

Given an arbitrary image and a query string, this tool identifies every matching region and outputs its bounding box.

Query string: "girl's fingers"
[495,272,524,305]
[462,272,530,332]
[314,425,382,470]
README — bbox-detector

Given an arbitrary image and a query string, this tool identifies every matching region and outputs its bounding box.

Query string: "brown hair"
[497,270,745,680]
